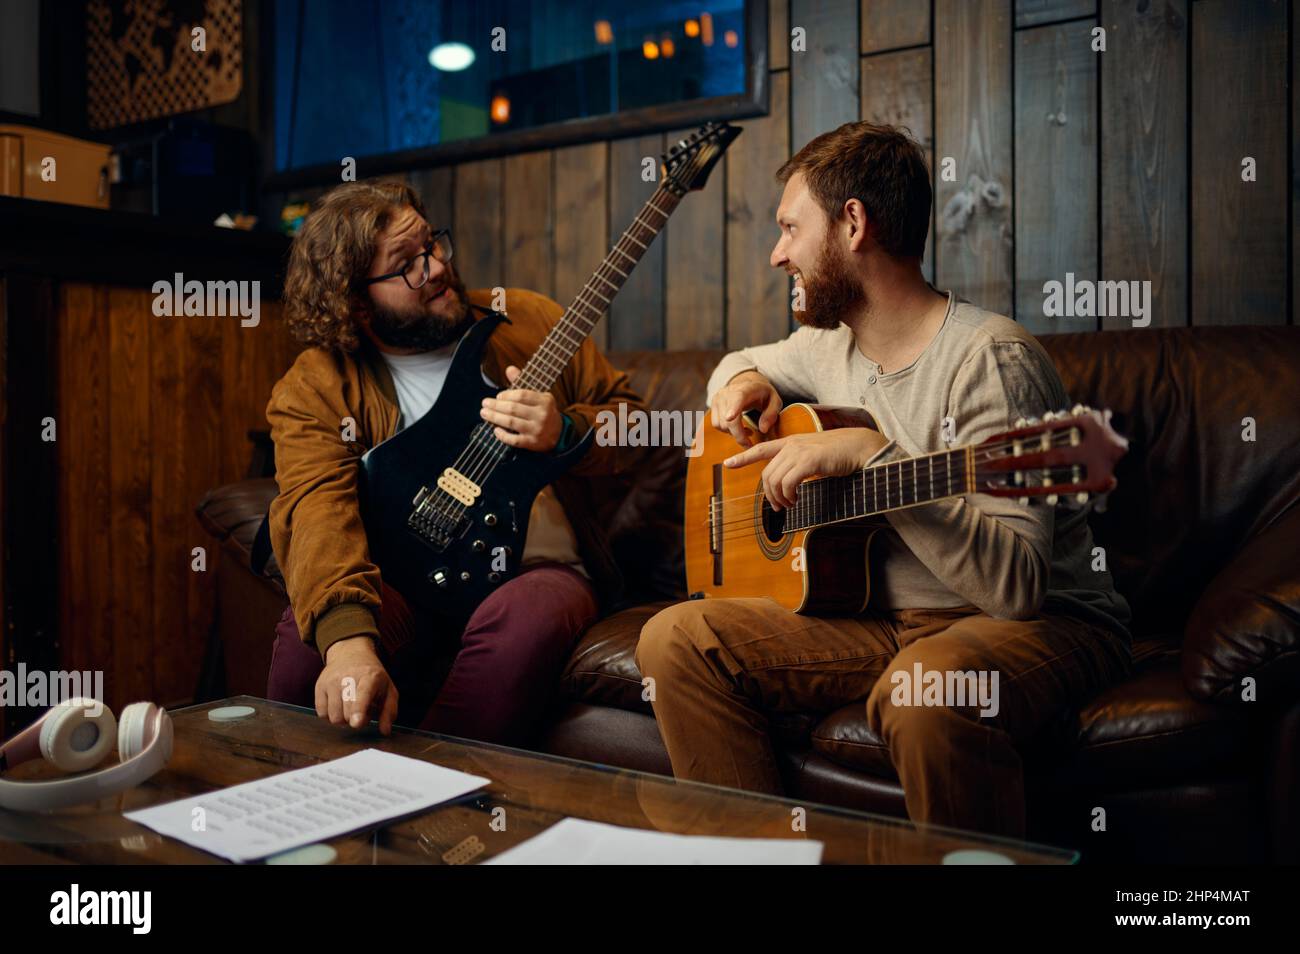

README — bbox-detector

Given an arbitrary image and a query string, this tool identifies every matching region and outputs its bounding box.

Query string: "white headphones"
[0,697,173,811]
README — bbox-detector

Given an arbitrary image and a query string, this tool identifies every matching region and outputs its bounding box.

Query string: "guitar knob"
[472,539,486,552]
[487,572,501,583]
[484,513,498,526]
[460,571,471,582]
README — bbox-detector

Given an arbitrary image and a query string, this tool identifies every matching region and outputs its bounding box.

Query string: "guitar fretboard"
[782,447,973,530]
[512,184,683,394]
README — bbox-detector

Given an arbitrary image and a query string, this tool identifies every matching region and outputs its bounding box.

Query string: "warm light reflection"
[724,29,738,48]
[700,12,714,46]
[684,18,700,37]
[594,20,613,44]
[490,94,510,123]
[661,36,676,57]
[642,39,660,59]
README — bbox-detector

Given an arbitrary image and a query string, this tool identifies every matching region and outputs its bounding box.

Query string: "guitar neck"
[782,446,975,531]
[513,184,683,394]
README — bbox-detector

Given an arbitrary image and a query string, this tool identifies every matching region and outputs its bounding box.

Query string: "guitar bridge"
[408,486,461,550]
[710,463,723,585]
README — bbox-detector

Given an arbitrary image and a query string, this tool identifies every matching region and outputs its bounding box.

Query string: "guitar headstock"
[662,122,742,195]
[976,405,1128,505]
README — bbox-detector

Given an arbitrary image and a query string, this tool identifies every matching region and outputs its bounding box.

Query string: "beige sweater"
[705,291,1133,640]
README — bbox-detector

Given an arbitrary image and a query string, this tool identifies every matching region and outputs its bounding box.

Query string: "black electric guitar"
[358,121,741,619]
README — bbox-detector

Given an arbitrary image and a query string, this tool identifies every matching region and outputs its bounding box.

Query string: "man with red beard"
[266,181,645,743]
[636,122,1131,839]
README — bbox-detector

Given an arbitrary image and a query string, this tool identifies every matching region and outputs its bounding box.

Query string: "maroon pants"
[267,563,598,746]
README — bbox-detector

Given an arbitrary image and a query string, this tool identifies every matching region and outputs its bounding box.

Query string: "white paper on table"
[484,817,823,865]
[124,748,489,863]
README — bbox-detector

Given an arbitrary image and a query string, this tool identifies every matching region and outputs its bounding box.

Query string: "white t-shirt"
[369,348,589,579]
[382,344,459,428]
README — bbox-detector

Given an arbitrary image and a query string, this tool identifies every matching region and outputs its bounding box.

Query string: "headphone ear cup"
[38,698,117,773]
[117,702,159,761]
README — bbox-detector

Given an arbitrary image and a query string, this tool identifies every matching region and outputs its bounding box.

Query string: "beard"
[365,270,473,351]
[795,231,866,330]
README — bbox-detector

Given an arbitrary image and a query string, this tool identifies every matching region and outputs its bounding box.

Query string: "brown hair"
[282,180,429,352]
[776,121,931,260]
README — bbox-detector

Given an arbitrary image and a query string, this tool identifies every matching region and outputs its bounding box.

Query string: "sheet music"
[124,748,489,863]
[485,817,823,865]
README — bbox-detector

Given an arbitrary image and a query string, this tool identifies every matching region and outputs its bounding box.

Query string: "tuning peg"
[1014,416,1027,428]
[1045,493,1059,505]
[1026,416,1040,426]
[1071,403,1085,415]
[1074,492,1090,504]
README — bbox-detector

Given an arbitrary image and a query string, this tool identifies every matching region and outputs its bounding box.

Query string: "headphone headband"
[0,699,173,812]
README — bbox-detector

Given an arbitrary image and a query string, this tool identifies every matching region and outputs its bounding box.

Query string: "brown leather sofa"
[196,326,1300,864]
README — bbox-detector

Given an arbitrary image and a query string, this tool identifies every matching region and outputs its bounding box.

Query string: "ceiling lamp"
[428,42,475,71]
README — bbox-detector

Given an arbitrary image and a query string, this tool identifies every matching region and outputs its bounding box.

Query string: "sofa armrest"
[1183,504,1300,704]
[195,478,282,583]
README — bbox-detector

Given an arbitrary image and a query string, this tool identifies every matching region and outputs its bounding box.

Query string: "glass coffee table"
[0,696,1076,864]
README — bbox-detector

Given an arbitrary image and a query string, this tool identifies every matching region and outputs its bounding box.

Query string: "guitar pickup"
[437,467,481,506]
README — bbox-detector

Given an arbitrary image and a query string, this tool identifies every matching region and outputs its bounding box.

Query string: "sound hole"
[759,498,785,544]
[752,481,794,561]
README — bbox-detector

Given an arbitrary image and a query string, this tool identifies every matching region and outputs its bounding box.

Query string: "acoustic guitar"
[359,121,741,620]
[684,403,1127,614]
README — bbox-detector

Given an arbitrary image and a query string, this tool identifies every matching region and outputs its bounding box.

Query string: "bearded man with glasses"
[264,181,647,742]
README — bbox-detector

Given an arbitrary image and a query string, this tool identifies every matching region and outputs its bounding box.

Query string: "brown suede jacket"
[266,287,648,661]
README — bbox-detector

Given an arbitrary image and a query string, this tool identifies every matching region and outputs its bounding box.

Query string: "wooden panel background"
[1100,0,1188,330]
[267,0,1295,349]
[55,289,299,708]
[935,0,1014,317]
[1190,0,1288,326]
[1014,17,1097,332]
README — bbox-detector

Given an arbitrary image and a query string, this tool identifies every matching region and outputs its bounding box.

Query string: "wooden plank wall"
[279,0,1298,348]
[56,288,300,708]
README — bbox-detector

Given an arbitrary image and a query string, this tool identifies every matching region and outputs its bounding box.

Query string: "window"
[272,0,761,180]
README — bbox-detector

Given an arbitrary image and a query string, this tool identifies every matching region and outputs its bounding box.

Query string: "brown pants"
[635,599,1131,839]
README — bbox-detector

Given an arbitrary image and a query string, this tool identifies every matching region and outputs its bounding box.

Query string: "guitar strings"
[701,430,1080,533]
[451,191,676,488]
[415,143,712,531]
[705,461,1085,543]
[702,427,1076,509]
[446,144,708,498]
[416,196,672,528]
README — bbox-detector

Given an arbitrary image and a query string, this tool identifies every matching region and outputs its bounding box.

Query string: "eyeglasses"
[365,229,454,290]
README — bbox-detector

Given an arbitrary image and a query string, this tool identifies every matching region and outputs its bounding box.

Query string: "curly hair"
[282,180,430,352]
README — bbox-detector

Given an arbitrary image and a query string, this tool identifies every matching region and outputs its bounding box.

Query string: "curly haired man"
[264,180,646,743]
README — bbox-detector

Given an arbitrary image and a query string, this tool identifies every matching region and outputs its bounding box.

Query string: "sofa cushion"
[1182,503,1300,703]
[559,599,821,745]
[560,602,668,715]
[810,636,1257,788]
[196,478,283,585]
[1040,327,1300,636]
[592,350,724,606]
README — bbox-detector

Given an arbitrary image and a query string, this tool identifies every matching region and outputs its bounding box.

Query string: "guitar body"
[684,403,887,615]
[358,312,593,621]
